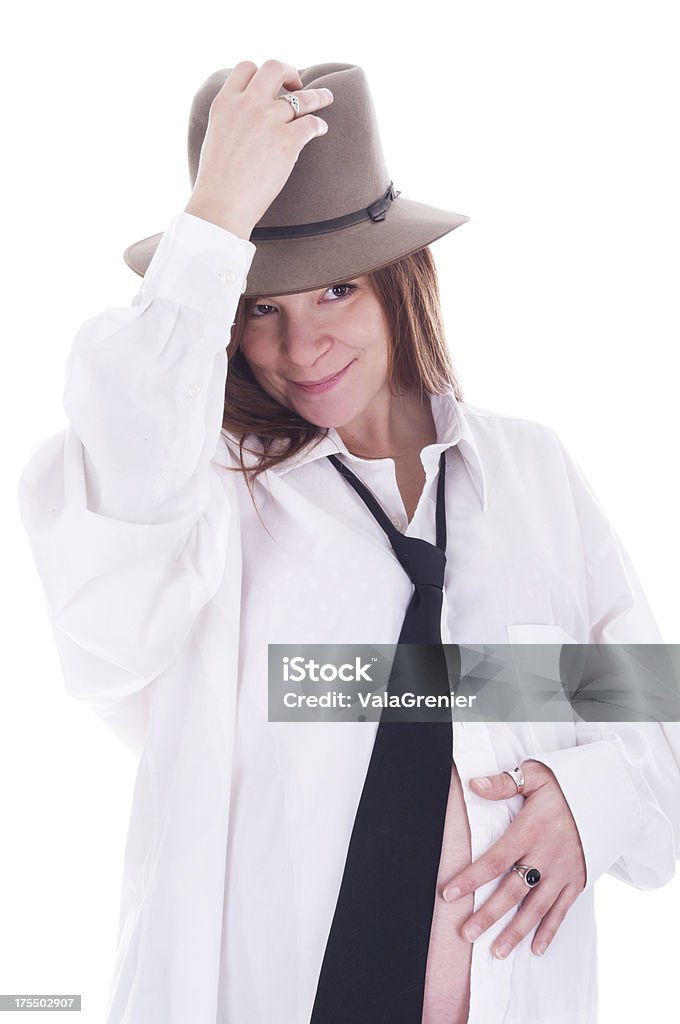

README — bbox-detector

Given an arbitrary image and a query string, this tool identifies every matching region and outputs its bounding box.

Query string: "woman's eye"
[249,284,356,318]
[325,283,356,300]
[250,303,276,318]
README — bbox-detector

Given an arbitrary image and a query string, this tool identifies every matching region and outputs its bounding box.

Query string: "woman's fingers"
[288,110,330,147]
[490,883,577,960]
[246,58,304,99]
[221,60,260,93]
[489,884,562,959]
[275,86,334,122]
[280,89,333,147]
[248,59,333,122]
[217,58,304,101]
[458,874,554,943]
[529,885,579,956]
[456,876,577,960]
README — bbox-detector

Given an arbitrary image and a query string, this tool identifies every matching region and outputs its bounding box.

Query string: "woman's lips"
[290,360,355,394]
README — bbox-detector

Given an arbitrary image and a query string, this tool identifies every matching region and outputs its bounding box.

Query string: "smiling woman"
[17,58,680,1024]
[222,246,462,486]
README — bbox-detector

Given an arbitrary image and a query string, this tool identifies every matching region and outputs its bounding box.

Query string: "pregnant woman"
[18,60,680,1023]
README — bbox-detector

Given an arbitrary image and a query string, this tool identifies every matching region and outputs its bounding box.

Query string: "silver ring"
[279,93,301,117]
[503,765,525,795]
[512,863,541,887]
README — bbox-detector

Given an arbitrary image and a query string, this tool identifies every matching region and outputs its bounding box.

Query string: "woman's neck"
[335,388,437,461]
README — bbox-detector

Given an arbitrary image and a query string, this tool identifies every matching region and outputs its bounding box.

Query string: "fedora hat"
[123,62,470,296]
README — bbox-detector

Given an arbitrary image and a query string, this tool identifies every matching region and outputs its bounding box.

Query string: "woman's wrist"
[184,194,255,242]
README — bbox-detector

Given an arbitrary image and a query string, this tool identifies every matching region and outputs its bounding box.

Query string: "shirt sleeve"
[522,431,680,894]
[17,212,256,754]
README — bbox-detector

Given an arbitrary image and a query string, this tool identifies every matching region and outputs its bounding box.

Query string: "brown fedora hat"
[123,62,470,296]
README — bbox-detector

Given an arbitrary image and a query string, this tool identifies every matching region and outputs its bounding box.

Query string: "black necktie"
[309,449,457,1024]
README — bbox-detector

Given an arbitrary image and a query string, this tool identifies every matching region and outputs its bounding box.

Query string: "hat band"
[250,182,401,241]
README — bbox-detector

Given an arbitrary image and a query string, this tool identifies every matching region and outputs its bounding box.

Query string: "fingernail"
[442,886,461,902]
[472,776,492,790]
[324,88,334,98]
[535,942,548,956]
[494,943,511,959]
[464,924,481,942]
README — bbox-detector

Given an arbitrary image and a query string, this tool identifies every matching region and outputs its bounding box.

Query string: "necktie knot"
[388,531,446,590]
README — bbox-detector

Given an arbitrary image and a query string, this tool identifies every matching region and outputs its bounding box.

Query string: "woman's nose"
[280,319,333,367]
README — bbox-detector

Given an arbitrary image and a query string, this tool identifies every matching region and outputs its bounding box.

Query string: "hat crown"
[187,63,391,229]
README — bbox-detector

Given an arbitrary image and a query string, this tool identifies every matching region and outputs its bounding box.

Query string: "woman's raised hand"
[184,59,333,240]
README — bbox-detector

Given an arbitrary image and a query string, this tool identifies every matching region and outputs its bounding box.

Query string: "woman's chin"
[288,394,363,430]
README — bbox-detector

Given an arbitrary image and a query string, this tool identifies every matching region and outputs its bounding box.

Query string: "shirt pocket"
[506,623,578,644]
[504,625,580,743]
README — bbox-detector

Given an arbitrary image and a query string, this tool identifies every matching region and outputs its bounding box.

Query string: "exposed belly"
[422,761,474,1024]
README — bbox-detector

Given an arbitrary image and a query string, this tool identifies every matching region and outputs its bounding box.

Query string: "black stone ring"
[512,863,541,887]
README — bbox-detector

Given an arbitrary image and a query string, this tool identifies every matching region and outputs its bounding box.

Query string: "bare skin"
[394,453,430,524]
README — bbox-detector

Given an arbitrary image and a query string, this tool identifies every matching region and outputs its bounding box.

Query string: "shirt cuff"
[523,738,645,894]
[136,211,257,323]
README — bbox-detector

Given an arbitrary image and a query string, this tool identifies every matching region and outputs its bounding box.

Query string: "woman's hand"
[185,59,333,239]
[441,761,587,959]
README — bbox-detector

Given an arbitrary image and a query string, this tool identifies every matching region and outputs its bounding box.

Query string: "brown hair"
[219,245,463,496]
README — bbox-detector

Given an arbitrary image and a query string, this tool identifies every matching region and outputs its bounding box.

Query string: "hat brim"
[123,196,470,297]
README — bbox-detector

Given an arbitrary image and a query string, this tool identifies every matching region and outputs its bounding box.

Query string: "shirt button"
[217,268,237,285]
[391,515,405,531]
[187,383,201,398]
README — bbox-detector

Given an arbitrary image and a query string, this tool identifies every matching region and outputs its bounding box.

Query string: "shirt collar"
[230,389,488,512]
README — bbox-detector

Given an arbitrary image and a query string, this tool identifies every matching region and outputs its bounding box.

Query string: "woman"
[17,60,680,1024]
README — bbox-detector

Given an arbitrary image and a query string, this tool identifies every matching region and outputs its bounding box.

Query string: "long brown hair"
[220,245,463,493]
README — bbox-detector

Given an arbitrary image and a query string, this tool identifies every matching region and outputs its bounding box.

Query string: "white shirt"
[17,210,680,1024]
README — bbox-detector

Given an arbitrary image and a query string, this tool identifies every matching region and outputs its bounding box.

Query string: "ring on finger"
[512,863,542,888]
[278,93,301,117]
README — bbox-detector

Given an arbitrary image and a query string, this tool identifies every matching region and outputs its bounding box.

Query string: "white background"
[2,1,678,1021]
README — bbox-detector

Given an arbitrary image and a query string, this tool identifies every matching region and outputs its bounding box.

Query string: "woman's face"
[238,276,392,428]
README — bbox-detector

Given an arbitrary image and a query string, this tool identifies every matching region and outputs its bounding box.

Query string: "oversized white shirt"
[17,210,680,1024]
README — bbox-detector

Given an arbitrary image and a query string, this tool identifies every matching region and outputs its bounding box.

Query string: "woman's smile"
[288,358,356,394]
